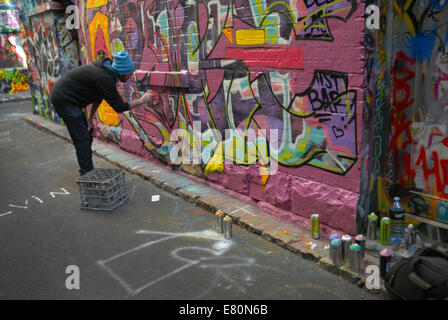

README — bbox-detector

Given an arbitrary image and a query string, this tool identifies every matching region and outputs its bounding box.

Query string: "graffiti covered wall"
[21,1,80,122]
[361,0,448,229]
[78,0,366,234]
[0,68,29,94]
[0,0,29,97]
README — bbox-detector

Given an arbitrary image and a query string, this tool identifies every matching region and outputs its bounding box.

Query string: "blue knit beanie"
[112,51,135,75]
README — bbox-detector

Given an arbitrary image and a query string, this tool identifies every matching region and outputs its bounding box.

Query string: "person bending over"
[50,50,157,175]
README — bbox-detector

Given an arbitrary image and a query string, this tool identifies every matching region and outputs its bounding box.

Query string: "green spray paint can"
[310,214,320,239]
[380,217,391,245]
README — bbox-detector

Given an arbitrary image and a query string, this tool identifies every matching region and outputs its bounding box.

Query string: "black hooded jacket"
[49,58,130,113]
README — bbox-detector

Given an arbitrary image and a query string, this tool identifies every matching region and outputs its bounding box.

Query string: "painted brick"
[291,177,358,235]
[71,0,366,235]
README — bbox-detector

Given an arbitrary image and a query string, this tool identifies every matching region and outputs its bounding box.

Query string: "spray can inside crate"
[349,243,362,274]
[310,214,320,240]
[341,234,352,263]
[380,248,392,279]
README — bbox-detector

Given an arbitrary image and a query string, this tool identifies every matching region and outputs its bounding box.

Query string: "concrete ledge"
[23,114,393,299]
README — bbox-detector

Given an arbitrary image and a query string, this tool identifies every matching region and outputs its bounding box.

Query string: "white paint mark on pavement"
[97,229,262,297]
[32,196,43,203]
[0,211,13,217]
[50,188,70,198]
[9,199,28,209]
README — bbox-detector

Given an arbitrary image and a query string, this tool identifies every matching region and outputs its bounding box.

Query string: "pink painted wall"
[77,0,366,235]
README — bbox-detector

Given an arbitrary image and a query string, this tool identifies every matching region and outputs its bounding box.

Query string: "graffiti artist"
[50,50,157,175]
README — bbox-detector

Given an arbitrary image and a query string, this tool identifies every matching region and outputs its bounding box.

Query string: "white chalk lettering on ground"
[97,229,268,297]
[0,187,71,218]
[0,211,13,217]
[50,188,70,198]
[9,199,28,209]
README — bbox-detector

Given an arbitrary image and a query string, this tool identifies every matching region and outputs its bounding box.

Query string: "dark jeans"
[55,105,94,175]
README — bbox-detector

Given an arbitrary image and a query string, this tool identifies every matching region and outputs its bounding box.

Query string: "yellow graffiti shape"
[393,0,416,37]
[98,100,119,126]
[86,0,109,9]
[204,141,224,176]
[222,27,233,44]
[235,29,265,45]
[260,159,270,192]
[10,82,29,93]
[89,12,111,60]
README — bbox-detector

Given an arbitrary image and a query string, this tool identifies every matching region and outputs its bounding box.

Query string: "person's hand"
[141,90,159,105]
[140,90,152,104]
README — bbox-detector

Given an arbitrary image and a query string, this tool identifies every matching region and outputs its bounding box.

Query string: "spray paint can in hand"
[330,239,343,266]
[223,215,233,240]
[380,217,391,245]
[215,210,225,233]
[354,234,366,260]
[341,234,352,263]
[380,248,392,279]
[366,212,378,240]
[349,243,362,274]
[310,214,320,239]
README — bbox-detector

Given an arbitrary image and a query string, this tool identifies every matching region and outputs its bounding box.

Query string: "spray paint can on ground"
[223,215,233,240]
[366,212,378,240]
[330,239,342,266]
[404,224,418,256]
[310,214,320,239]
[354,234,366,260]
[349,243,362,274]
[380,217,391,245]
[215,210,224,233]
[341,234,352,263]
[380,248,392,279]
[329,234,340,241]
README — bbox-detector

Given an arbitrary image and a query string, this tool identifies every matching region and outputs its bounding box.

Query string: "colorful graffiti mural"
[0,34,26,69]
[0,68,29,93]
[21,2,80,122]
[0,0,28,98]
[361,0,448,228]
[76,0,365,234]
[77,0,363,234]
[0,8,20,32]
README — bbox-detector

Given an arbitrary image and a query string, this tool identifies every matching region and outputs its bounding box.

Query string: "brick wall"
[78,0,366,235]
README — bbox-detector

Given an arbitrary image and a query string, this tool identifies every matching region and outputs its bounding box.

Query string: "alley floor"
[0,100,383,301]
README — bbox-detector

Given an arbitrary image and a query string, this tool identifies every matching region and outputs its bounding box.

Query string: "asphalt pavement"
[0,99,383,300]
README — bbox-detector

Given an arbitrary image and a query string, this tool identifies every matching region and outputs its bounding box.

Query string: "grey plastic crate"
[75,168,128,211]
